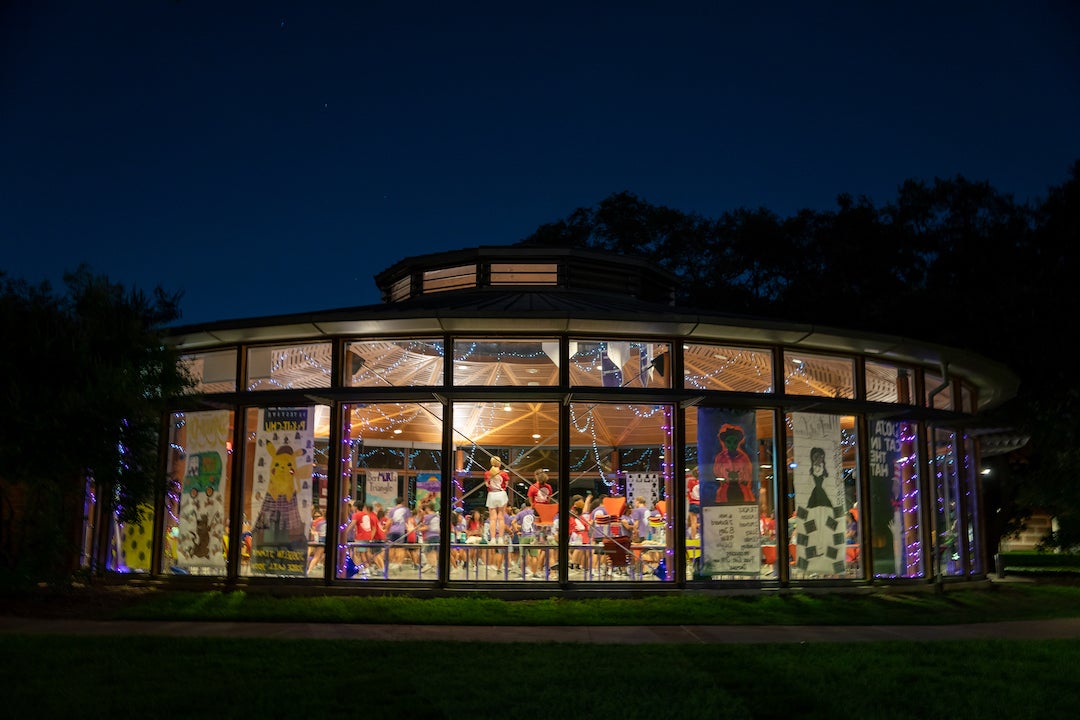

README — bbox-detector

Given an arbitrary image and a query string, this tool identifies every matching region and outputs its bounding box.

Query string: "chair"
[601,536,632,577]
[602,496,626,517]
[534,501,558,528]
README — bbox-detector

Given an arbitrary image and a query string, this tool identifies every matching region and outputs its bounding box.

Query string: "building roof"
[167,245,1020,412]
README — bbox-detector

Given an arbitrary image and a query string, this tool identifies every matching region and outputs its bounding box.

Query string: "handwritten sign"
[700,505,761,576]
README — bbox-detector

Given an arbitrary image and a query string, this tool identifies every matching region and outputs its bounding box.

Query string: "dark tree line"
[0,268,192,585]
[521,160,1080,551]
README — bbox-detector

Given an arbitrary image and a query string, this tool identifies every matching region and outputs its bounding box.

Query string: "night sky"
[3,1,1078,326]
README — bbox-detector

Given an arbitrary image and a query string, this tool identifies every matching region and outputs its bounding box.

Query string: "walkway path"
[3,616,1079,643]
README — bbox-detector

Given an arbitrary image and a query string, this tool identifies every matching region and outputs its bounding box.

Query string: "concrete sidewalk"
[3,616,1080,643]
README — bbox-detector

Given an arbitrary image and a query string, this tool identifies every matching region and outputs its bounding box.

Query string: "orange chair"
[602,496,626,517]
[534,501,558,528]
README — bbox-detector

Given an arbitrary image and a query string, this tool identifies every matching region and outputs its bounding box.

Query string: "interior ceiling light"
[503,404,512,411]
[532,433,542,439]
[393,428,403,434]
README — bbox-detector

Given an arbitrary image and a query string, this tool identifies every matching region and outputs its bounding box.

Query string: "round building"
[100,245,1017,592]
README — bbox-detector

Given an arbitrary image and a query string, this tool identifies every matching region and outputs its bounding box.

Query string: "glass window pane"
[925,373,953,410]
[687,409,778,581]
[423,264,475,293]
[683,344,773,393]
[784,412,862,580]
[162,410,234,577]
[453,338,559,387]
[568,401,674,583]
[868,417,924,578]
[181,349,236,394]
[490,262,558,286]
[961,382,976,413]
[963,433,981,575]
[388,275,411,302]
[339,401,444,581]
[452,401,560,581]
[346,339,445,387]
[246,343,332,391]
[783,351,855,399]
[865,360,915,404]
[569,340,672,389]
[933,428,963,576]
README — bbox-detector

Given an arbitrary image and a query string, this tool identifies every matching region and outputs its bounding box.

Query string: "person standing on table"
[485,456,510,543]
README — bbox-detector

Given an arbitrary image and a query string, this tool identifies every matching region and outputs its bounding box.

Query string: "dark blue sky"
[3,1,1078,326]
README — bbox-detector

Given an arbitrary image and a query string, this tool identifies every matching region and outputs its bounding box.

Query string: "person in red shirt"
[686,469,700,539]
[345,502,380,577]
[527,469,554,507]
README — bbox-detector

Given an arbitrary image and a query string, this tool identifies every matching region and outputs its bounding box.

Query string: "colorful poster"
[366,470,398,512]
[177,410,229,570]
[250,407,314,576]
[416,472,441,509]
[115,504,154,572]
[791,413,846,577]
[698,409,759,575]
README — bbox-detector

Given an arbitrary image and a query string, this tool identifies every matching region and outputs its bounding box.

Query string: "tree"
[0,267,193,585]
[1008,161,1080,549]
[517,160,1080,550]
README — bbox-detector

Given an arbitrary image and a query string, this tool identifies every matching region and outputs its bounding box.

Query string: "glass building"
[90,245,1017,591]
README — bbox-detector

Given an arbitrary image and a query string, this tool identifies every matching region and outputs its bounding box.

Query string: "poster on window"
[250,407,314,576]
[700,504,761,575]
[791,413,846,576]
[869,419,905,576]
[698,409,759,575]
[625,472,661,508]
[115,504,154,573]
[178,410,229,570]
[366,470,398,513]
[416,472,441,509]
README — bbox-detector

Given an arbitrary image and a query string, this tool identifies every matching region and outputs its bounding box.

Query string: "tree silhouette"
[0,268,193,583]
[518,160,1080,550]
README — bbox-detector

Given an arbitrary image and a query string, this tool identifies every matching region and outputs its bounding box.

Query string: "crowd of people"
[306,467,671,581]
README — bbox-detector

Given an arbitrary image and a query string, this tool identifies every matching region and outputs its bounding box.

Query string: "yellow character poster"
[250,408,314,576]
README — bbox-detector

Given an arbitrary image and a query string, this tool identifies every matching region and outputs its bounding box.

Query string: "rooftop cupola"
[374,245,678,306]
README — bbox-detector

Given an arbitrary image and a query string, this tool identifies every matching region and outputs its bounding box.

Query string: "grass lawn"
[102,578,1080,626]
[2,580,1079,718]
